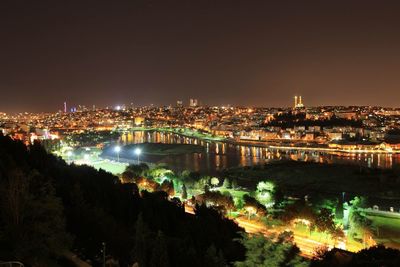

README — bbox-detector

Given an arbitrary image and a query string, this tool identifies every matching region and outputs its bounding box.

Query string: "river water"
[119,131,400,174]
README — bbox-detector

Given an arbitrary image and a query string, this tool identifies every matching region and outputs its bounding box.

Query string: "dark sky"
[1,0,400,112]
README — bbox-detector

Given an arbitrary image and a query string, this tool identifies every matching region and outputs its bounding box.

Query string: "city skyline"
[2,1,400,266]
[2,0,400,112]
[6,95,400,115]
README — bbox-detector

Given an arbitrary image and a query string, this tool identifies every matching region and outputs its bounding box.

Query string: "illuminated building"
[294,95,304,108]
[134,117,145,126]
[189,98,198,107]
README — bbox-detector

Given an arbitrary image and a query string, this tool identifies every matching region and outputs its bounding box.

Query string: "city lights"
[2,1,400,266]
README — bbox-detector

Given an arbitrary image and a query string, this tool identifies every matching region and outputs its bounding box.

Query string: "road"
[184,205,359,258]
[234,216,328,258]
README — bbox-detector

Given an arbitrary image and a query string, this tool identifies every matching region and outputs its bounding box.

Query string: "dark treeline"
[263,112,363,128]
[64,130,120,146]
[0,134,244,266]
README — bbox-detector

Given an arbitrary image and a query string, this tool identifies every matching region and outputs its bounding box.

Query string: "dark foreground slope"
[0,134,244,267]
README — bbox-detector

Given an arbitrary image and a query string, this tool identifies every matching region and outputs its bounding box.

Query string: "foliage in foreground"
[234,233,309,267]
[0,134,245,266]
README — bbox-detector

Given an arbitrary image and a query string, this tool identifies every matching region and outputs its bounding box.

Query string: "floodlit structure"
[294,95,304,108]
[134,147,141,164]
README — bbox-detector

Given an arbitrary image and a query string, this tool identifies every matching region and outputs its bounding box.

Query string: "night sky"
[1,0,400,112]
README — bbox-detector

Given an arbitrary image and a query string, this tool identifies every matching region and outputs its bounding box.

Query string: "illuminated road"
[234,216,364,258]
[234,217,323,258]
[185,205,319,257]
[184,205,360,258]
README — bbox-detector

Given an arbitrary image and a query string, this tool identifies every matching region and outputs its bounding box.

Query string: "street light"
[134,148,141,164]
[115,146,121,162]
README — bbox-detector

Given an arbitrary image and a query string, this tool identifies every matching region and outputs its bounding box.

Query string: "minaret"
[294,96,298,108]
[299,96,302,106]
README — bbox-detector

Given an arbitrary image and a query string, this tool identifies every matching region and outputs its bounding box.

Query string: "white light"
[114,146,121,153]
[84,154,89,160]
[134,148,141,155]
[66,151,73,157]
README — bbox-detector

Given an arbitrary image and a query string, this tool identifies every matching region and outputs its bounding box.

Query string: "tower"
[64,101,67,113]
[294,95,304,108]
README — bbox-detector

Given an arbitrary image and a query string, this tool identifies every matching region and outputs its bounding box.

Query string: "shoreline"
[123,127,400,155]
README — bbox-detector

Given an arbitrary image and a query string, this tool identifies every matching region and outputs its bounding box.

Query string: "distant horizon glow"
[1,1,400,112]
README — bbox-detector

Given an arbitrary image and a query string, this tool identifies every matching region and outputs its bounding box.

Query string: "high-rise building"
[176,100,183,107]
[64,101,67,113]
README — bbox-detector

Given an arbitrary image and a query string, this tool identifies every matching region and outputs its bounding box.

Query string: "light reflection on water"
[120,131,400,174]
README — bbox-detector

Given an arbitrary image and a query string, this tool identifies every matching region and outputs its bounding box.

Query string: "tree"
[204,184,210,193]
[181,184,188,199]
[234,197,244,209]
[273,186,285,208]
[150,231,169,267]
[349,196,372,242]
[160,180,175,196]
[256,181,275,206]
[148,166,174,180]
[312,245,329,261]
[335,197,344,220]
[222,178,231,189]
[315,245,400,267]
[201,191,235,213]
[0,135,246,266]
[180,170,191,180]
[125,163,149,178]
[204,244,227,267]
[243,194,267,217]
[330,226,345,246]
[211,177,220,187]
[281,199,316,224]
[231,178,238,189]
[194,175,209,190]
[257,181,274,192]
[315,208,336,234]
[0,170,71,265]
[133,214,150,267]
[121,170,135,183]
[234,233,308,267]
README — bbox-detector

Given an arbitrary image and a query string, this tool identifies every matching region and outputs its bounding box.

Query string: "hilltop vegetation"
[0,134,243,266]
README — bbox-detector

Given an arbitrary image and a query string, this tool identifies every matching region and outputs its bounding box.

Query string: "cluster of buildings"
[1,97,400,152]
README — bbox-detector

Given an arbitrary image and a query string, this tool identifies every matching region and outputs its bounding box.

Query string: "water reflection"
[119,131,400,174]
